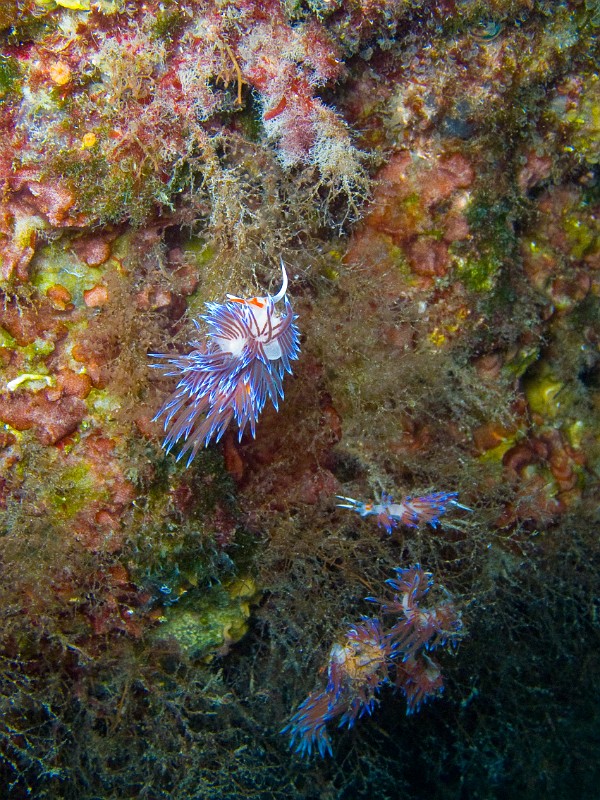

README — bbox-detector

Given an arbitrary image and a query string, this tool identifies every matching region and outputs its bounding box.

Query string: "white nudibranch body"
[151,259,300,464]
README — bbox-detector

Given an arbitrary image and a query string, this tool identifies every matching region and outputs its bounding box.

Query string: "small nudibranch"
[336,491,472,534]
[150,259,300,465]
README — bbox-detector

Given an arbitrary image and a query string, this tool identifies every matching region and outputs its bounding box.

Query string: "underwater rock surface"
[0,1,598,798]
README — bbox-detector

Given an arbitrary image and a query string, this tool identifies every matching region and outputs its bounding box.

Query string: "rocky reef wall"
[0,1,598,797]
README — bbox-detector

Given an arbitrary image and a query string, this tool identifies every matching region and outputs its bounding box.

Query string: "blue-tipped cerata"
[150,260,300,465]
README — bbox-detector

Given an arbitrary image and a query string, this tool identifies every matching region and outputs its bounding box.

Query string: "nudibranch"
[151,260,300,465]
[336,491,472,534]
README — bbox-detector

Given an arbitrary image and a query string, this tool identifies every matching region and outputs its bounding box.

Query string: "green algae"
[0,332,57,386]
[524,367,566,419]
[565,419,586,450]
[477,437,518,464]
[32,244,105,305]
[86,388,120,418]
[33,0,91,10]
[562,208,598,258]
[150,5,186,39]
[49,150,169,227]
[0,328,16,349]
[126,443,247,591]
[566,74,600,165]
[50,460,98,519]
[388,242,413,278]
[455,191,521,299]
[504,344,540,379]
[0,55,20,97]
[454,251,502,293]
[154,576,258,660]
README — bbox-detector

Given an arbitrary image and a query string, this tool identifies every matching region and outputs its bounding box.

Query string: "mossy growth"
[127,443,251,585]
[152,576,259,660]
[562,205,598,259]
[47,459,100,520]
[0,54,20,98]
[453,250,503,293]
[564,72,600,165]
[466,192,520,264]
[456,188,527,323]
[50,151,173,227]
[150,2,187,40]
[0,1,18,29]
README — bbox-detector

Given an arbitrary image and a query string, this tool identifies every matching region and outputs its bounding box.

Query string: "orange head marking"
[229,296,265,309]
